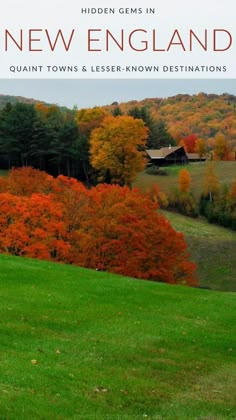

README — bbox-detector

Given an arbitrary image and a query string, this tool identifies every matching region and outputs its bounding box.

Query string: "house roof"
[146,146,184,159]
[187,153,207,160]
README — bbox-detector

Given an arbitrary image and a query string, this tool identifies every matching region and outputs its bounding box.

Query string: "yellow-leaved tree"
[90,115,148,186]
[195,138,207,160]
[203,163,220,201]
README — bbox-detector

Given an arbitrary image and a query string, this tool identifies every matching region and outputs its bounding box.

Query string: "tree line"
[0,102,88,179]
[0,101,178,186]
[153,164,236,231]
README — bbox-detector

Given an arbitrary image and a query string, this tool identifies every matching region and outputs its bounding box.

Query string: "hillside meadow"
[0,253,235,419]
[134,161,236,198]
[134,161,236,292]
[162,210,236,292]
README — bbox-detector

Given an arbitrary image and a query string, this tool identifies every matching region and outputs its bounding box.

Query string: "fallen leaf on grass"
[94,386,108,393]
[120,389,128,395]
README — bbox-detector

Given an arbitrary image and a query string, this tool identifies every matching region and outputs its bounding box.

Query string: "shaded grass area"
[162,210,236,292]
[0,254,235,419]
[0,169,8,177]
[134,161,236,198]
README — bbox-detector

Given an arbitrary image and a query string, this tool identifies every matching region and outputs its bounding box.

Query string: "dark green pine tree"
[128,106,175,149]
[111,106,123,117]
[0,102,15,168]
[59,116,81,178]
[152,120,176,149]
[30,110,51,170]
[46,106,65,175]
[0,102,37,168]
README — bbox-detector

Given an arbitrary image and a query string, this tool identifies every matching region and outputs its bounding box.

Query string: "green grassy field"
[0,169,8,177]
[134,161,236,198]
[134,161,236,292]
[0,254,235,419]
[162,211,236,292]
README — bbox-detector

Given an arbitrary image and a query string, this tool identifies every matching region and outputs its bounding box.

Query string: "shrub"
[168,189,199,218]
[146,166,168,176]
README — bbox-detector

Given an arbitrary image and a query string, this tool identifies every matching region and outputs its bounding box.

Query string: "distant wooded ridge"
[1,91,236,109]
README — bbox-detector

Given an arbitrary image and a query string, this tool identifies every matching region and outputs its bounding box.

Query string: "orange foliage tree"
[76,107,109,136]
[178,169,192,193]
[3,166,54,196]
[0,192,69,260]
[0,168,197,286]
[69,184,197,285]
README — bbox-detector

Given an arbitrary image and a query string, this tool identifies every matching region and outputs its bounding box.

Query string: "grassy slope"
[0,254,235,419]
[134,161,236,292]
[134,161,236,198]
[162,210,236,292]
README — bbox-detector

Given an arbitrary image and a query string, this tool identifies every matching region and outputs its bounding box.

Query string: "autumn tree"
[168,169,198,217]
[213,133,229,160]
[0,192,69,260]
[148,183,168,208]
[203,163,220,201]
[76,107,109,136]
[195,138,207,160]
[68,184,197,285]
[4,167,53,196]
[178,169,191,193]
[199,179,236,230]
[90,115,148,186]
[75,107,109,183]
[180,134,197,153]
[0,167,197,285]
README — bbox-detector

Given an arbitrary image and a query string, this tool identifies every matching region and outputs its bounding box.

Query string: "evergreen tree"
[128,106,175,149]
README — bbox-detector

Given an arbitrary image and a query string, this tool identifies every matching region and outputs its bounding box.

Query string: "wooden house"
[146,146,188,166]
[186,153,207,162]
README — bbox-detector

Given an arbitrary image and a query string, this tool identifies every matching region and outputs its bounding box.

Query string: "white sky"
[0,79,235,109]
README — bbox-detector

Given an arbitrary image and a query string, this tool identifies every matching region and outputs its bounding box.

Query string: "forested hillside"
[0,94,49,108]
[106,92,236,158]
